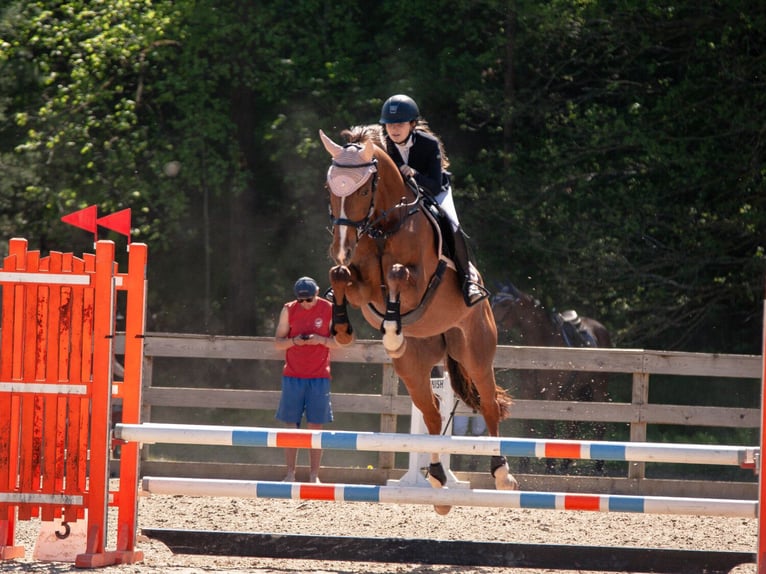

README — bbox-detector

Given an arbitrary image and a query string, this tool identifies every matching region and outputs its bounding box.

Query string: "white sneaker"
[283,472,296,482]
[308,474,321,484]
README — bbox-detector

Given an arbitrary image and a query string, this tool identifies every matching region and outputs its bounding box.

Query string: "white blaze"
[334,197,350,264]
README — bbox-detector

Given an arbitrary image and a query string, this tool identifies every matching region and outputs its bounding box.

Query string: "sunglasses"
[297,297,315,303]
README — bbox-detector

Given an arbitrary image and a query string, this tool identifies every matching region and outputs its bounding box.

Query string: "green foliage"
[0,0,763,354]
[452,0,766,352]
[0,0,189,249]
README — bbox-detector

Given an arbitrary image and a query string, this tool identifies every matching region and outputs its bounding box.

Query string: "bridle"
[327,150,379,233]
[327,145,422,241]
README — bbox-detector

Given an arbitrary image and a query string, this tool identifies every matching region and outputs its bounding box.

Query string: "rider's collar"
[394,132,415,151]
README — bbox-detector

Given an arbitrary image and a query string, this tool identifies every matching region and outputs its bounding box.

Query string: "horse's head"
[320,129,378,265]
[320,127,408,265]
[491,284,542,343]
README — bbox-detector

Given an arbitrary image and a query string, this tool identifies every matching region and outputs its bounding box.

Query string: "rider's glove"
[399,164,416,178]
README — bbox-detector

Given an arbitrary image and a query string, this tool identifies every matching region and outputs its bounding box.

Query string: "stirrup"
[463,281,489,307]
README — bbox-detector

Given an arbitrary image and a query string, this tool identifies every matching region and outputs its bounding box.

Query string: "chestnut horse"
[320,126,517,509]
[492,283,612,473]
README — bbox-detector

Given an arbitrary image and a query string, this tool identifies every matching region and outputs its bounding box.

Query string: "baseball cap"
[294,276,319,299]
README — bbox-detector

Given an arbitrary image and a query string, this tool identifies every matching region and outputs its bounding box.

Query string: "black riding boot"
[452,227,490,307]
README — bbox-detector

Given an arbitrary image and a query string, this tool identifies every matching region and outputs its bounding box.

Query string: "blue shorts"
[276,376,333,425]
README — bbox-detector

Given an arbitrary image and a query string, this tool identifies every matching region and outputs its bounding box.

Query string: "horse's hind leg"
[474,383,518,491]
[444,316,518,491]
[392,338,453,515]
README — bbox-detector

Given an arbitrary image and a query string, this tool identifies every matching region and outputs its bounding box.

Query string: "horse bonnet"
[326,144,377,198]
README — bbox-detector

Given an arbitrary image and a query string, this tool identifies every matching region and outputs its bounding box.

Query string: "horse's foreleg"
[331,298,353,343]
[328,265,355,345]
[380,264,408,357]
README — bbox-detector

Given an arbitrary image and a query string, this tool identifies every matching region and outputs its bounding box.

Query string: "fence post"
[113,243,148,559]
[74,240,116,567]
[139,354,154,466]
[629,371,650,480]
[0,238,28,560]
[378,364,398,470]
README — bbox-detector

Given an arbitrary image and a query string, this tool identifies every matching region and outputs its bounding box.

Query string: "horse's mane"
[341,124,385,147]
[341,122,450,170]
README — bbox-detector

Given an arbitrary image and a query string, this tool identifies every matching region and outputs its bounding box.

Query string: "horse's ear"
[319,129,343,158]
[361,139,375,163]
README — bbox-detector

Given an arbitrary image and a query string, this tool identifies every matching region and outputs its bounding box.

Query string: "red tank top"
[283,298,333,379]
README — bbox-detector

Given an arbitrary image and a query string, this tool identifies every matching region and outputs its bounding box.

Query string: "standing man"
[274,276,343,483]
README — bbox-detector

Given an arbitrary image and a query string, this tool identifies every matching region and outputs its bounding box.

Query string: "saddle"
[554,310,597,348]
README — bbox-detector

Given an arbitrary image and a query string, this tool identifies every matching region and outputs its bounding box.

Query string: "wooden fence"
[116,333,762,500]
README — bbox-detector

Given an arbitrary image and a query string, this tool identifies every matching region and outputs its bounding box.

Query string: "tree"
[1,0,763,354]
[452,0,765,351]
[0,1,192,252]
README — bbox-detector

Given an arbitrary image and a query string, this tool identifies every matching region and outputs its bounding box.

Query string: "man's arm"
[274,305,299,350]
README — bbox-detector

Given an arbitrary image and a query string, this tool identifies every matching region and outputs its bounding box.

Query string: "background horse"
[492,283,612,474]
[320,126,516,509]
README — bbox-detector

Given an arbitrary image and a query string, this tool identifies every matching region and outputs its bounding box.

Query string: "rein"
[365,196,421,240]
[329,203,375,231]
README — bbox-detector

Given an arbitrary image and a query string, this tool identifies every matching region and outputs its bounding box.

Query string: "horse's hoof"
[433,504,452,516]
[335,331,354,346]
[426,464,451,514]
[382,332,406,357]
[428,477,452,515]
[493,464,519,491]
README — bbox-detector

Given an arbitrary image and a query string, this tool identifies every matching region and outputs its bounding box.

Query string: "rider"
[379,93,489,306]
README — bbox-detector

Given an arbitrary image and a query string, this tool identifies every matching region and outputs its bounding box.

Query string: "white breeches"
[434,186,459,231]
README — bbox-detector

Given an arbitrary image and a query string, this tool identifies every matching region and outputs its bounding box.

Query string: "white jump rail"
[115,422,758,467]
[141,476,757,518]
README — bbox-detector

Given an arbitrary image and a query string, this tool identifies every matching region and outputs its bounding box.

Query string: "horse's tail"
[446,356,512,420]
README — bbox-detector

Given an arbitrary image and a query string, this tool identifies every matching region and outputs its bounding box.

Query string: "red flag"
[61,205,98,234]
[97,208,132,243]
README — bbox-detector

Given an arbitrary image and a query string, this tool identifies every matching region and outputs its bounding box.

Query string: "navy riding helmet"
[380,94,420,124]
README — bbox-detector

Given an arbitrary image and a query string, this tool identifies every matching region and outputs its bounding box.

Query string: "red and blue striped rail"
[141,476,756,518]
[116,423,756,467]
